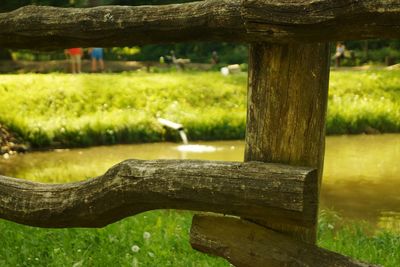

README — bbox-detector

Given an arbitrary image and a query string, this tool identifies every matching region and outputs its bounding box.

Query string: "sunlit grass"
[328,70,400,134]
[1,70,399,148]
[0,72,246,147]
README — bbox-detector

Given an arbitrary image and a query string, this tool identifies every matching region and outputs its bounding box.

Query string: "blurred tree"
[0,49,12,60]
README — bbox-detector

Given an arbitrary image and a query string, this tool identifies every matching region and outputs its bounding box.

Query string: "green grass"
[1,209,399,267]
[0,210,229,267]
[0,70,399,148]
[318,210,400,267]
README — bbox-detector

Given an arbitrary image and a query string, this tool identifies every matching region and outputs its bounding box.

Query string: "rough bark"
[1,0,400,49]
[244,42,330,243]
[0,1,244,49]
[242,0,400,43]
[0,159,316,228]
[190,215,381,267]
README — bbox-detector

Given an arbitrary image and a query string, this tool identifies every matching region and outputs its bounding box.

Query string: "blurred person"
[65,48,83,73]
[334,42,346,67]
[89,47,105,72]
[211,51,219,65]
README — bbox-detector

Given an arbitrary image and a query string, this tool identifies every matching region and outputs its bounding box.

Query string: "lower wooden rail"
[0,159,316,228]
[190,215,381,267]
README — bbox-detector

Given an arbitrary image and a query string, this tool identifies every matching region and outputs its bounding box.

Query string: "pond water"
[1,134,399,232]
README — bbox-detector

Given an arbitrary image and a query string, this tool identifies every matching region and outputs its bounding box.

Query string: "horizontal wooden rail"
[190,215,381,267]
[0,159,317,228]
[1,0,400,49]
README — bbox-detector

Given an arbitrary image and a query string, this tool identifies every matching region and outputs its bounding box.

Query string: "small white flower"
[143,232,151,240]
[131,245,140,253]
[148,252,155,258]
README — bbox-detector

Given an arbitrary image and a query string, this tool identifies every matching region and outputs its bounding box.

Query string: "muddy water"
[1,134,399,231]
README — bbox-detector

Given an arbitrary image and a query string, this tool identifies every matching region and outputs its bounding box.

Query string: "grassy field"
[1,209,399,267]
[0,70,399,148]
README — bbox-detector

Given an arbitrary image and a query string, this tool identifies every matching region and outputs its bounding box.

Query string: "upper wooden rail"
[1,0,399,49]
[0,159,316,228]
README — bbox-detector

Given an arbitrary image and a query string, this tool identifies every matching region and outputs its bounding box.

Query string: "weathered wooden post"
[245,42,330,242]
[190,42,332,265]
[190,43,381,266]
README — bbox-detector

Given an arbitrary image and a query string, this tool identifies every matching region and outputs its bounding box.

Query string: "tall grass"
[0,70,399,148]
[0,72,246,148]
[327,70,400,134]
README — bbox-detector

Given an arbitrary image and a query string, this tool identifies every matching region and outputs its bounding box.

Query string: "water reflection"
[321,134,400,232]
[176,145,218,153]
[1,135,399,232]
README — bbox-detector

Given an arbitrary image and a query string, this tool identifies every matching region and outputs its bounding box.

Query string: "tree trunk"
[0,48,12,60]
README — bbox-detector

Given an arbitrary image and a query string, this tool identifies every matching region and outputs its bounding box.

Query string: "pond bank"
[0,124,28,156]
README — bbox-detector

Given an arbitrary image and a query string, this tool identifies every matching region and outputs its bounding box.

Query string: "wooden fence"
[1,0,399,266]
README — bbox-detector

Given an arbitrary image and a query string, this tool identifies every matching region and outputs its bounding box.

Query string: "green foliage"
[132,42,249,64]
[332,40,400,66]
[110,47,141,60]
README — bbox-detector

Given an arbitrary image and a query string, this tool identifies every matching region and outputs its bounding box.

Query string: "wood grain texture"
[242,0,400,43]
[190,215,381,267]
[0,1,243,49]
[244,42,330,243]
[0,159,317,228]
[1,0,400,48]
